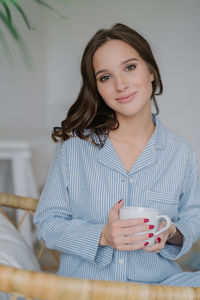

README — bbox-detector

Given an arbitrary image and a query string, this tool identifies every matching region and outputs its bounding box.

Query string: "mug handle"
[155,215,171,236]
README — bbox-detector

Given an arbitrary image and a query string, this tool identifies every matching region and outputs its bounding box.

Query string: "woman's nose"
[114,75,128,92]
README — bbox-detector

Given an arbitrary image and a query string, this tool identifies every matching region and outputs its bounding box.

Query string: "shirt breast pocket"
[146,191,179,219]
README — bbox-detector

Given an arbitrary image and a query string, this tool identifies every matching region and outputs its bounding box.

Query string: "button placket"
[129,178,134,184]
[118,175,128,204]
[118,258,125,265]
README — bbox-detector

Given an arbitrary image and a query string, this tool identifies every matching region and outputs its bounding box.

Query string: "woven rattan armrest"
[0,264,200,300]
[0,193,200,300]
[0,192,38,211]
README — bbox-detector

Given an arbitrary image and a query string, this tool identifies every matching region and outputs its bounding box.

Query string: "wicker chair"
[0,192,200,300]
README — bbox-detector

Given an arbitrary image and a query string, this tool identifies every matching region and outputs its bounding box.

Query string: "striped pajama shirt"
[34,115,200,286]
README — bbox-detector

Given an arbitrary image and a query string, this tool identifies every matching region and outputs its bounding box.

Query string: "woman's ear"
[147,63,155,82]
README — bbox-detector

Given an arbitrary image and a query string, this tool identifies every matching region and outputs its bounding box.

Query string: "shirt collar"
[98,114,167,175]
[153,114,167,150]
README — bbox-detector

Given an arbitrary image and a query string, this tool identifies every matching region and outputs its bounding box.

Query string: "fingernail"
[149,233,154,237]
[149,225,154,229]
[144,242,149,246]
[157,237,161,243]
[144,218,149,223]
[118,199,123,204]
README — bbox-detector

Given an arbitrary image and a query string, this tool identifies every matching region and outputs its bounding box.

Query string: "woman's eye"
[125,64,136,71]
[99,75,111,82]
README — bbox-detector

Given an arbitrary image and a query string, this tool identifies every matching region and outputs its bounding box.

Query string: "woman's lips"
[115,91,137,103]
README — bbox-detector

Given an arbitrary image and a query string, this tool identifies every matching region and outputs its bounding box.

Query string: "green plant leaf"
[0,7,33,69]
[0,0,12,23]
[31,0,67,18]
[0,25,13,64]
[17,34,34,70]
[0,0,67,68]
[31,0,60,11]
[8,0,34,30]
[0,9,19,40]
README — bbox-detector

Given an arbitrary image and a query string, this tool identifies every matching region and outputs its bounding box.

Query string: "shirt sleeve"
[33,143,113,269]
[159,148,200,260]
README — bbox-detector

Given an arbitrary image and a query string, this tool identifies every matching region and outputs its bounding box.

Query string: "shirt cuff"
[94,245,114,269]
[159,221,193,260]
[58,222,106,263]
[63,221,113,268]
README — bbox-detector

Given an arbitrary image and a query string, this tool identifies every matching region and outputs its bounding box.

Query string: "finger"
[118,218,151,228]
[156,237,162,244]
[119,232,152,246]
[109,199,124,220]
[143,237,165,252]
[142,244,160,252]
[118,240,149,251]
[120,224,154,236]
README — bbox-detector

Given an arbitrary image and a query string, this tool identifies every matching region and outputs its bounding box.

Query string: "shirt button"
[118,258,124,265]
[129,178,134,184]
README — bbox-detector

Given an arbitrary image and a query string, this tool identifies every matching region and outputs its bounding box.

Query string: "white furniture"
[0,141,38,247]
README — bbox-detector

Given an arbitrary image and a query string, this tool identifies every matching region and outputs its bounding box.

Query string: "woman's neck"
[109,112,155,144]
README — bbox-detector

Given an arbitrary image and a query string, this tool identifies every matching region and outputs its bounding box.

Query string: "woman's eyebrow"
[95,69,108,77]
[95,58,139,77]
[121,57,139,65]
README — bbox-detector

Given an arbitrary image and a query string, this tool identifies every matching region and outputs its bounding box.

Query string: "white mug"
[119,206,171,246]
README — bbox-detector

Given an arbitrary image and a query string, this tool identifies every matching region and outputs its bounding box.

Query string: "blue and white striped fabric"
[34,115,200,286]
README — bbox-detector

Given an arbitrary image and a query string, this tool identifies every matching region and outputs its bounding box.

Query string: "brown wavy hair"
[52,23,163,146]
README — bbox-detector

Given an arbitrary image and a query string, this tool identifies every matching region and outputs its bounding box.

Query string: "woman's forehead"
[93,40,141,70]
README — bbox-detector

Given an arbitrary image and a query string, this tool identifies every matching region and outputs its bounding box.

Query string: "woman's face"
[93,39,154,121]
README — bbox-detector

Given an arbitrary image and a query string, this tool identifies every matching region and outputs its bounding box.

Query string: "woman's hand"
[142,222,176,253]
[99,200,154,251]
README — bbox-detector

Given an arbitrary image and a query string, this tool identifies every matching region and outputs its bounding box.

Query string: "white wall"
[0,0,46,130]
[46,0,200,154]
[1,0,200,192]
[0,0,51,190]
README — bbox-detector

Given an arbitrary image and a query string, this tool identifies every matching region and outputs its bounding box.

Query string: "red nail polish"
[157,237,161,243]
[144,218,149,223]
[118,199,123,204]
[149,233,154,237]
[144,242,149,246]
[149,225,154,229]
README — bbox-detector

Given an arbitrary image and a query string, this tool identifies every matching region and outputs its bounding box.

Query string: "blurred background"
[0,0,200,196]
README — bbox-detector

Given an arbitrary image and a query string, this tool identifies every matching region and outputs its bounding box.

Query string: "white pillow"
[0,212,41,300]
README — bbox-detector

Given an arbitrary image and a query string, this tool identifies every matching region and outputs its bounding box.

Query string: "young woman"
[34,23,200,286]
